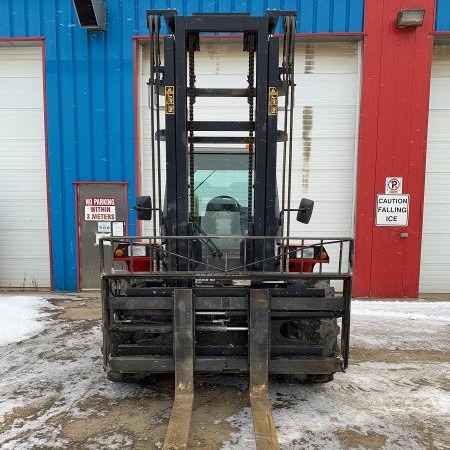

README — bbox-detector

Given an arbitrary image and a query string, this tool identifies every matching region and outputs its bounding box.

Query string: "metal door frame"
[74,181,129,291]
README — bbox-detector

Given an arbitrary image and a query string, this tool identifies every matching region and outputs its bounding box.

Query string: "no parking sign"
[385,177,403,194]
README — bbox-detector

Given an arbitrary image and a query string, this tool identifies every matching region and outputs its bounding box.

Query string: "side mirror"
[134,196,152,220]
[296,198,314,224]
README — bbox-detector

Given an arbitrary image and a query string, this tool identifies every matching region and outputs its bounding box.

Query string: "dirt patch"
[48,296,101,321]
[1,401,54,437]
[335,428,386,449]
[188,383,248,448]
[60,396,170,449]
[406,418,448,450]
[350,347,449,364]
[47,378,246,450]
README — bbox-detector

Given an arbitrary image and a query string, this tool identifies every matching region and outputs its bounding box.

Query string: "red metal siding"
[354,0,435,297]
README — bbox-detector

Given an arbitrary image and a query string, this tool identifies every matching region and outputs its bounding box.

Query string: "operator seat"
[203,195,243,236]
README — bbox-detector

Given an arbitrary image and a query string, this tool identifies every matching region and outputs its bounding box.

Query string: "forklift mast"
[157,11,287,234]
[146,10,297,269]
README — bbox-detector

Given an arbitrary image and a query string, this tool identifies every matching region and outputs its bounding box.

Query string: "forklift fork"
[249,290,280,450]
[163,289,194,450]
[163,288,279,449]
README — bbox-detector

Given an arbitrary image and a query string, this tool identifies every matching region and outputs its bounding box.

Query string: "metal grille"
[101,235,353,279]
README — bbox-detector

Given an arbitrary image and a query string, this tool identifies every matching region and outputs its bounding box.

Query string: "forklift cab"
[193,150,250,252]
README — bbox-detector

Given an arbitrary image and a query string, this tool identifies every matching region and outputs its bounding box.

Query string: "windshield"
[193,152,251,249]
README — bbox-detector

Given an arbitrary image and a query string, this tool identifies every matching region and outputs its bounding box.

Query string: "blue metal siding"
[0,0,364,291]
[437,0,450,30]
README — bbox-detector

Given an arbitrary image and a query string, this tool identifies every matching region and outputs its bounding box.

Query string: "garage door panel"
[280,140,356,170]
[187,42,244,74]
[291,108,357,138]
[0,192,47,202]
[0,201,49,224]
[140,41,359,241]
[288,171,354,200]
[428,110,450,139]
[0,259,50,288]
[0,233,49,252]
[423,174,450,203]
[0,59,42,77]
[0,221,48,231]
[187,104,250,119]
[286,202,354,236]
[294,74,359,106]
[196,73,247,89]
[430,42,450,75]
[421,234,450,262]
[420,269,450,292]
[0,170,48,187]
[422,203,450,232]
[0,110,45,138]
[428,79,450,108]
[421,42,450,293]
[425,141,450,171]
[0,77,43,108]
[295,42,359,74]
[0,45,50,288]
[0,142,46,168]
[0,46,42,58]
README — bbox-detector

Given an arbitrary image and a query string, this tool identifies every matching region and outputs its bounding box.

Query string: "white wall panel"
[0,45,50,288]
[420,42,450,293]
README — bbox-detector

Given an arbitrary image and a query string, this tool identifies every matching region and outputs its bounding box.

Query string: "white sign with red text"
[84,197,116,221]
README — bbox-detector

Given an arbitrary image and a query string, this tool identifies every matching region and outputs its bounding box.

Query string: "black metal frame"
[101,234,353,372]
[103,281,350,372]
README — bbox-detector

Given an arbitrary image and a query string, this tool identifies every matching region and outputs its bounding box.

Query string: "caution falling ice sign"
[375,194,410,226]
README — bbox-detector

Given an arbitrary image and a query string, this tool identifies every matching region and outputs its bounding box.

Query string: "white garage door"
[139,41,360,247]
[420,42,450,293]
[0,44,50,288]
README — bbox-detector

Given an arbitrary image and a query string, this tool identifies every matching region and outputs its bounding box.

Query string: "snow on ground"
[222,301,450,450]
[0,315,165,449]
[0,296,54,346]
[350,300,450,351]
[223,361,450,449]
[0,296,449,449]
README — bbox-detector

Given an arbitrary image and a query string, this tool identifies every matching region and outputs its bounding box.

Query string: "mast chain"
[247,33,255,225]
[188,34,197,221]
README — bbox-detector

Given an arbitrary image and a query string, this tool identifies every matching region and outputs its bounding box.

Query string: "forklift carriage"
[100,9,353,450]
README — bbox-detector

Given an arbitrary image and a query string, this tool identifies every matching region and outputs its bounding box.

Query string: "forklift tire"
[280,317,340,357]
[280,373,334,384]
[279,279,339,384]
[278,318,339,384]
[106,371,135,383]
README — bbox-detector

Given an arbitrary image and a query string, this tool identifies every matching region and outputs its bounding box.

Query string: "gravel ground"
[0,294,449,449]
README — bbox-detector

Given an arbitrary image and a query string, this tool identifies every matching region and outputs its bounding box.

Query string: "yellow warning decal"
[268,87,278,116]
[165,86,175,114]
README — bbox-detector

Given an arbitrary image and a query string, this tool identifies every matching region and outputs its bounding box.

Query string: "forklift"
[100,9,353,449]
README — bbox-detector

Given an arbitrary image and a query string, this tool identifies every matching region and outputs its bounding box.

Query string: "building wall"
[437,0,450,30]
[2,1,450,292]
[354,0,436,297]
[0,0,364,291]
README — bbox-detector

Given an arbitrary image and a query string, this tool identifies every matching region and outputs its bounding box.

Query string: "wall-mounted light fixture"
[73,0,106,31]
[397,9,425,29]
